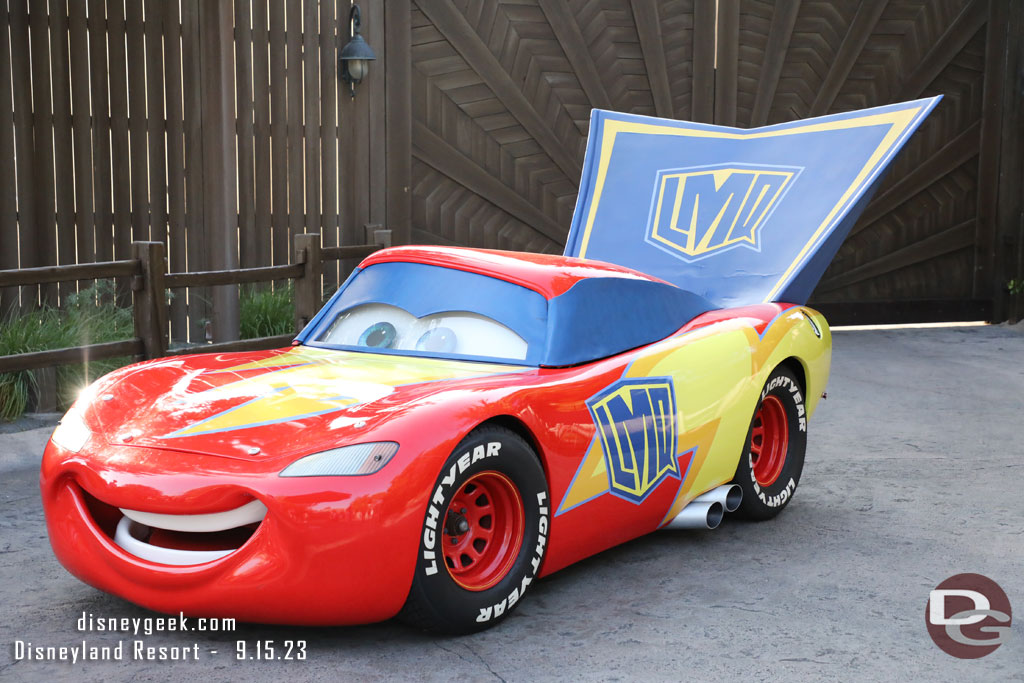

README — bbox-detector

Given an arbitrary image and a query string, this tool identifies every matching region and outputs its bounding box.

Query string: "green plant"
[1008,279,1024,296]
[0,306,64,420]
[0,280,134,420]
[0,372,31,421]
[57,280,134,406]
[239,284,295,339]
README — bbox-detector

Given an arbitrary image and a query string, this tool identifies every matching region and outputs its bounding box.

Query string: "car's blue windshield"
[300,262,549,365]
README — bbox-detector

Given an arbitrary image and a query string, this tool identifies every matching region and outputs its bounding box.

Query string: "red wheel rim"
[442,471,525,592]
[750,395,789,487]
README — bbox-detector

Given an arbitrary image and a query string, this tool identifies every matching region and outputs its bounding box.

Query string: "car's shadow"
[58,509,806,652]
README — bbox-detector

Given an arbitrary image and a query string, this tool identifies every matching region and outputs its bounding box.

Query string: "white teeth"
[114,518,233,566]
[119,500,267,533]
[112,500,266,566]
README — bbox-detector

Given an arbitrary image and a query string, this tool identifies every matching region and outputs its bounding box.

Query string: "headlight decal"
[51,411,91,453]
[279,441,399,477]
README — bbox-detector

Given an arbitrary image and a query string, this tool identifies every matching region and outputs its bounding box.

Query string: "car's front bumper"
[40,438,423,625]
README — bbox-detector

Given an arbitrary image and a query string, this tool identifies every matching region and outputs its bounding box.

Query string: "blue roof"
[297,261,711,367]
[544,276,710,366]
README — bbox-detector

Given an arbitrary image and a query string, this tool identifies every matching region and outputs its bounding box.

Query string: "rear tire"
[732,365,807,520]
[401,425,549,633]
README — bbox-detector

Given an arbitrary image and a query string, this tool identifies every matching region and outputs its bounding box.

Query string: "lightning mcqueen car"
[41,100,936,633]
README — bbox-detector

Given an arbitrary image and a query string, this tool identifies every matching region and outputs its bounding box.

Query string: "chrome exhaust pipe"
[662,485,742,530]
[664,500,724,530]
[692,484,742,512]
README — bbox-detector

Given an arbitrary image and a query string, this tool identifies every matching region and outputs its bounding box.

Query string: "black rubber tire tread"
[731,365,808,521]
[400,425,548,634]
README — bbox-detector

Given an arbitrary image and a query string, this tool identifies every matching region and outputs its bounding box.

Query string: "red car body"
[40,247,826,625]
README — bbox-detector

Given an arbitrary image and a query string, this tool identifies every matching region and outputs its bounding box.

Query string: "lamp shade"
[340,33,376,64]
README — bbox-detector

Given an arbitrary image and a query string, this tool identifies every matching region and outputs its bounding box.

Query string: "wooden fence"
[3,0,1022,329]
[0,232,386,409]
[0,0,389,342]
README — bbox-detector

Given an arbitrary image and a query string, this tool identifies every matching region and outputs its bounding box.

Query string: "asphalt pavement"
[1,323,1022,682]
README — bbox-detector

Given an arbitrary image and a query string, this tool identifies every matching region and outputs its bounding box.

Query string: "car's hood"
[86,345,530,461]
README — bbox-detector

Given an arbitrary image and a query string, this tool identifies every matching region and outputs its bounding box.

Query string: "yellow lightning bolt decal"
[162,346,526,439]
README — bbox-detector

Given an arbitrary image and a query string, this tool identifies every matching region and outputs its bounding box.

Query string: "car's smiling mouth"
[77,484,265,566]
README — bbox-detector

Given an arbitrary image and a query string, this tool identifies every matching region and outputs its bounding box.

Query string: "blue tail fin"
[564,98,940,307]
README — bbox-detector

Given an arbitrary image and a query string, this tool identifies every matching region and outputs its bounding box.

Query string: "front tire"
[401,425,549,633]
[732,365,807,520]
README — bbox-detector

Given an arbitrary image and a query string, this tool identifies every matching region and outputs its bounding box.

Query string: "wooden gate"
[385,0,1024,323]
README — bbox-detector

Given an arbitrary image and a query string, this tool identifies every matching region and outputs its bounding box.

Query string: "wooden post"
[384,0,411,246]
[199,0,240,342]
[987,0,1024,323]
[1000,2,1024,323]
[294,233,322,334]
[975,0,1007,315]
[30,367,57,413]
[366,1,388,234]
[132,241,168,359]
[365,223,392,248]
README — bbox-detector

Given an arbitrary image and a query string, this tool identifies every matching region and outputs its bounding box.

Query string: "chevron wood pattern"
[400,0,1009,322]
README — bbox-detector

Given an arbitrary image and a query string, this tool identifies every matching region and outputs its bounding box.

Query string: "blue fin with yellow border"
[564,98,940,307]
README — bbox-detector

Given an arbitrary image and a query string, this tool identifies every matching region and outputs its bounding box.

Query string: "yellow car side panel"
[557,306,830,526]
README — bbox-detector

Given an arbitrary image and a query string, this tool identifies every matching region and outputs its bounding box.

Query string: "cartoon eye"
[358,322,397,348]
[416,327,457,353]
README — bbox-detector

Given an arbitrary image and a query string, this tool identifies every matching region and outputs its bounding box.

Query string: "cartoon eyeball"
[416,327,457,353]
[359,321,398,348]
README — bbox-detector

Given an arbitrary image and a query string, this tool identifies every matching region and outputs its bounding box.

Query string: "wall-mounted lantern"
[340,4,376,98]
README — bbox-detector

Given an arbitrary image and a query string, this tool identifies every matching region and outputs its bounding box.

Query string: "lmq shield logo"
[645,163,800,261]
[587,377,679,504]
